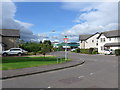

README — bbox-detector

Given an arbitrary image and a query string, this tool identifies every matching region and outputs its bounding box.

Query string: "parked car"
[2,48,28,56]
[71,48,76,51]
[104,49,113,55]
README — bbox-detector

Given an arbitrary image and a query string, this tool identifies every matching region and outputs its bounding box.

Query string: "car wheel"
[3,53,8,56]
[18,53,22,56]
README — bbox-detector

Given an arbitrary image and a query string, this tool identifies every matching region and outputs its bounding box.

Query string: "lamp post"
[64,36,68,61]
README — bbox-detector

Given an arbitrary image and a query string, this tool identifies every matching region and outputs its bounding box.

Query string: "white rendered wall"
[84,33,100,49]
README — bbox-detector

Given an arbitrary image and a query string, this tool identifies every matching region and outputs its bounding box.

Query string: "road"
[2,51,118,88]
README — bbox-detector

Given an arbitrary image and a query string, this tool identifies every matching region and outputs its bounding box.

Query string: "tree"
[41,44,50,59]
[58,46,64,51]
[43,40,52,45]
[40,41,42,44]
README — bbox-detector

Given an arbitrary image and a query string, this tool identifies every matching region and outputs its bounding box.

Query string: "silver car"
[2,48,28,56]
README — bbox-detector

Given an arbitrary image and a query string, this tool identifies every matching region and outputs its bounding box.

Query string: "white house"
[79,32,100,49]
[97,30,120,53]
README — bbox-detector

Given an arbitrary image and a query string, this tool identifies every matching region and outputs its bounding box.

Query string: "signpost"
[64,36,69,61]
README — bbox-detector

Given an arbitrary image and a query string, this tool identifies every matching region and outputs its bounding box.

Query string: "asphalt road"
[2,51,118,88]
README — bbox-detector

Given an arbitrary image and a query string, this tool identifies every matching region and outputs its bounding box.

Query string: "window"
[109,38,111,41]
[100,38,105,42]
[96,43,98,46]
[100,38,102,42]
[92,40,94,43]
[10,49,21,51]
[103,38,105,42]
[101,46,104,50]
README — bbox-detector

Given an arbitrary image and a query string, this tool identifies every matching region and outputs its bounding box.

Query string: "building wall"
[2,37,19,50]
[84,33,99,49]
[98,34,120,53]
[80,41,85,49]
[98,34,107,53]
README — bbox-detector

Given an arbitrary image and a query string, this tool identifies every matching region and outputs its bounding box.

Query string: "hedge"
[115,49,120,56]
[75,48,81,53]
[80,49,90,54]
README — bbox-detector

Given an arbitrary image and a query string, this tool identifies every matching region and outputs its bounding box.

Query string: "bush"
[80,49,90,54]
[37,51,42,54]
[75,48,81,53]
[92,50,98,54]
[58,46,64,51]
[89,48,94,54]
[115,49,120,56]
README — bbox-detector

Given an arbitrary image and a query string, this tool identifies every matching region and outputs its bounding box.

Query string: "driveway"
[2,51,118,88]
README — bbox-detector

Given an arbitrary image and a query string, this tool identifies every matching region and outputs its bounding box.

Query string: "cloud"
[61,2,99,11]
[62,2,118,38]
[1,0,37,41]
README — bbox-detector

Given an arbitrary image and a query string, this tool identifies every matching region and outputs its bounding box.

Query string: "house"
[52,41,59,48]
[97,30,120,53]
[54,42,80,49]
[79,32,100,49]
[0,29,20,51]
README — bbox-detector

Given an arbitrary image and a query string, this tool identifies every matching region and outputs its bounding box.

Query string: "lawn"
[1,56,67,70]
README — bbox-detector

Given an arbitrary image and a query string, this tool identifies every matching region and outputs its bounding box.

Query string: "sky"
[1,0,118,42]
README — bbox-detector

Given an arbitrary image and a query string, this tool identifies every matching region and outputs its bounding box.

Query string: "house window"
[100,38,102,42]
[92,40,94,43]
[109,38,111,41]
[103,38,105,42]
[96,43,98,46]
[101,46,104,50]
[100,38,105,42]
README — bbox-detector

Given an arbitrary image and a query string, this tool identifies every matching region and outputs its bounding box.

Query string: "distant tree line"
[19,40,53,57]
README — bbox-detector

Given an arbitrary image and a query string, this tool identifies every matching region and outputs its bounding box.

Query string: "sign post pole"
[64,36,68,61]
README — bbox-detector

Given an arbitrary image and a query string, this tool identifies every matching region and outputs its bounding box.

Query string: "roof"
[97,30,120,39]
[79,34,92,41]
[79,32,99,41]
[104,43,120,47]
[56,42,79,47]
[0,29,20,37]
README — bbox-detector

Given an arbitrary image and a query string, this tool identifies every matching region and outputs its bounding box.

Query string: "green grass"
[1,56,68,70]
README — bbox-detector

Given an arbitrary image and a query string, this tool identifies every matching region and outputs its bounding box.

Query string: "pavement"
[2,52,85,79]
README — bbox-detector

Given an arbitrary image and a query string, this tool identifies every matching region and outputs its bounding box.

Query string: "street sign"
[64,36,69,43]
[63,36,69,61]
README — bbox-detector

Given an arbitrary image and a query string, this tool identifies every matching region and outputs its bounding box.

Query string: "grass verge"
[1,56,70,70]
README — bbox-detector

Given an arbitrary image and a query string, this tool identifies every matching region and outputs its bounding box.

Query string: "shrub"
[33,52,37,55]
[75,48,81,53]
[92,50,98,54]
[37,51,42,54]
[89,48,94,54]
[115,49,120,56]
[58,46,64,51]
[80,49,90,54]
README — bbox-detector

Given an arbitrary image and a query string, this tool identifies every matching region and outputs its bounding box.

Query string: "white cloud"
[1,0,37,41]
[62,2,118,38]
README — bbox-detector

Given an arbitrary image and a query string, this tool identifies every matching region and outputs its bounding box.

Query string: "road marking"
[48,86,51,88]
[90,73,94,75]
[78,76,84,79]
